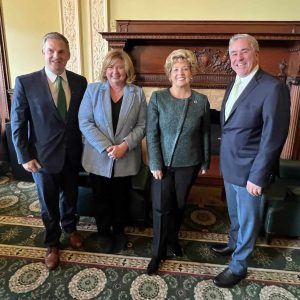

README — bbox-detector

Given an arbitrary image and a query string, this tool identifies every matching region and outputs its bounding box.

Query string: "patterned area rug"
[0,173,300,299]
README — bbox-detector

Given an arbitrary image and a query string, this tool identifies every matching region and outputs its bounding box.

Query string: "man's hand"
[151,170,163,180]
[246,180,262,196]
[22,159,41,173]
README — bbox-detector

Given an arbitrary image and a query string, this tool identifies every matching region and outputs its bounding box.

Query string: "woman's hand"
[151,170,163,180]
[107,142,128,160]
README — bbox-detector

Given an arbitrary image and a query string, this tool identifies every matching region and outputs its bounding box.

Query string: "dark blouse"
[111,96,123,134]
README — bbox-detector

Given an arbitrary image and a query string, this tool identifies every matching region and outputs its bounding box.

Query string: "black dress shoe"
[213,268,247,288]
[147,257,161,275]
[168,242,183,257]
[211,244,234,256]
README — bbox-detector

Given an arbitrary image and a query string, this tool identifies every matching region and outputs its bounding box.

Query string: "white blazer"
[79,81,147,178]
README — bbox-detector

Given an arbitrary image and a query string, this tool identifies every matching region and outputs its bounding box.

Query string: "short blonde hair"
[99,49,136,83]
[164,49,199,77]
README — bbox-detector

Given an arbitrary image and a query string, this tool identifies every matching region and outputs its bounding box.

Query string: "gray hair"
[229,34,259,52]
[42,32,70,51]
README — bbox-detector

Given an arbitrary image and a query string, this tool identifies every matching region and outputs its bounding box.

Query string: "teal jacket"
[146,89,211,171]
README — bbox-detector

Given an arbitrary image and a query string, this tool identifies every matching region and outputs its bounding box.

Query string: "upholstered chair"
[264,159,300,243]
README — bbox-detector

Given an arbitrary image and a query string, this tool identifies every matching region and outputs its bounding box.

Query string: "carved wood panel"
[100,21,300,159]
[101,21,300,89]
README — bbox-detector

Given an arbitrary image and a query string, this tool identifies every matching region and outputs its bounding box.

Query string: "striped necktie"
[56,75,67,121]
[225,78,241,120]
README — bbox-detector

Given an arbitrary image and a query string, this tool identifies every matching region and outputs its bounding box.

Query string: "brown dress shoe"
[45,247,60,270]
[69,231,83,249]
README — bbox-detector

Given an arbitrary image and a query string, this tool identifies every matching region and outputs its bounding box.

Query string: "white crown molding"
[60,0,82,74]
[89,0,108,81]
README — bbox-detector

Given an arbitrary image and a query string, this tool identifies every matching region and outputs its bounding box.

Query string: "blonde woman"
[79,50,147,253]
[146,49,211,274]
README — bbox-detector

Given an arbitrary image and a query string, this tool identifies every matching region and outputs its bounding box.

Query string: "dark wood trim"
[116,20,300,34]
[0,4,11,161]
[100,21,300,89]
[100,20,300,171]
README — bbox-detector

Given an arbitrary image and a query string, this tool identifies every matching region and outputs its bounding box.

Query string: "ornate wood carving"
[60,0,109,81]
[195,48,233,75]
[60,0,82,74]
[101,21,300,89]
[90,0,108,81]
[101,21,300,159]
[281,77,300,159]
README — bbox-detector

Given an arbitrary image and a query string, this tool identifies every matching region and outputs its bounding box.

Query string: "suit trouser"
[224,181,265,275]
[32,163,79,247]
[90,174,131,234]
[151,165,200,258]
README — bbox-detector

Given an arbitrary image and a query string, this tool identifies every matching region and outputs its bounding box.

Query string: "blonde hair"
[164,49,199,77]
[100,49,136,83]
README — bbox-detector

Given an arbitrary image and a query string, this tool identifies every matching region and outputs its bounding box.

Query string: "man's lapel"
[225,69,263,122]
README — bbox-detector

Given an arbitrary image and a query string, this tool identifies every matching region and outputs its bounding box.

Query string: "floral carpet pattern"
[0,172,300,299]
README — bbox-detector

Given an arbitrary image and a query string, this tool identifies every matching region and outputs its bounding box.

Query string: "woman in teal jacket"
[146,49,211,274]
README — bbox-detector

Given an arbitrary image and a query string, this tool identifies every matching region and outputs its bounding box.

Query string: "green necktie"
[225,78,241,120]
[56,75,67,121]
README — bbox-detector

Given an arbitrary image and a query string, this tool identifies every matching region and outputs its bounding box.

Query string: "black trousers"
[151,164,200,258]
[90,174,131,234]
[32,163,79,247]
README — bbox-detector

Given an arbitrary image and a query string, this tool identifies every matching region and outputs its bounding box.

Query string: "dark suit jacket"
[11,68,87,173]
[220,69,290,188]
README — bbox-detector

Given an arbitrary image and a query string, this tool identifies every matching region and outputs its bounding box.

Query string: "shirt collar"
[44,67,68,83]
[236,65,259,86]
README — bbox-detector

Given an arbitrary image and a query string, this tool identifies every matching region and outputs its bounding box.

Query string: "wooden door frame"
[0,3,11,161]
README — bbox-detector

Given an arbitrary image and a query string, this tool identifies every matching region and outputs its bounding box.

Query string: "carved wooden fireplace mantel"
[101,20,300,161]
[101,20,300,89]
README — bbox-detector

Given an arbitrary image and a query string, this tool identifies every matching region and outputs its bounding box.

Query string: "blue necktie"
[56,76,67,121]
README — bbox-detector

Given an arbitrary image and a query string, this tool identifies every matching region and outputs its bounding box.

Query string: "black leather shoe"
[168,242,183,257]
[147,257,161,275]
[211,244,234,256]
[213,268,247,288]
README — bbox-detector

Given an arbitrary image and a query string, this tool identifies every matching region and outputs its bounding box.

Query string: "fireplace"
[100,20,300,201]
[101,20,300,158]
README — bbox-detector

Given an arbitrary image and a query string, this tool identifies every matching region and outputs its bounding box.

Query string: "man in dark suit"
[212,34,290,287]
[10,32,87,270]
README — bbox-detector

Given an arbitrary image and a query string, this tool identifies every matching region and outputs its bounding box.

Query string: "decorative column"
[60,0,82,74]
[59,0,108,81]
[281,78,300,160]
[90,0,108,82]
